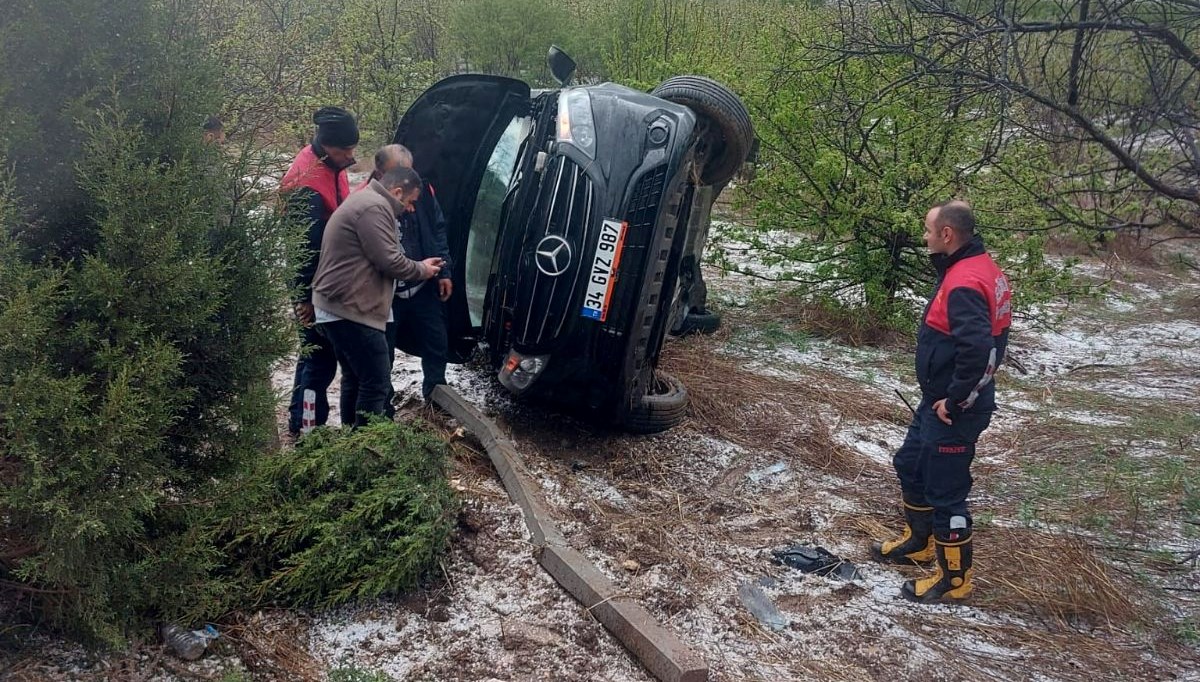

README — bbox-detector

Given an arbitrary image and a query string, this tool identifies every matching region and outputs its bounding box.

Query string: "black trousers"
[320,320,392,427]
[287,324,337,434]
[385,283,449,399]
[892,398,992,535]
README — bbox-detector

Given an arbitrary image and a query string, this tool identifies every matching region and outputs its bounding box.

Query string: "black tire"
[651,76,754,186]
[624,371,688,434]
[677,308,721,335]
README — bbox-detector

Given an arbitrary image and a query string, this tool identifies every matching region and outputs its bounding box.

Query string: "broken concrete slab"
[737,582,788,632]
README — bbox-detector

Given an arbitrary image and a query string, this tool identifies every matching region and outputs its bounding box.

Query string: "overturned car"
[395,48,753,433]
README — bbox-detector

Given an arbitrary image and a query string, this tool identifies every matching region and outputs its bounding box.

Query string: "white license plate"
[581,218,627,322]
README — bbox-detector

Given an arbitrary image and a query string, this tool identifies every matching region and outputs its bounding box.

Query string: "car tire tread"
[651,76,754,186]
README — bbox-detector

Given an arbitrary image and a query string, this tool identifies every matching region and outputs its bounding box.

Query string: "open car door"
[392,75,531,362]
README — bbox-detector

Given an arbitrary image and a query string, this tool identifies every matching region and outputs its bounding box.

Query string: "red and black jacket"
[916,235,1012,416]
[281,141,351,302]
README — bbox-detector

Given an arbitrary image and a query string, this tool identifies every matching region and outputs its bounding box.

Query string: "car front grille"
[514,154,596,346]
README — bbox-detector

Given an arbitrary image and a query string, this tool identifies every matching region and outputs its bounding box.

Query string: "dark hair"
[379,165,422,193]
[936,201,975,238]
[203,115,223,132]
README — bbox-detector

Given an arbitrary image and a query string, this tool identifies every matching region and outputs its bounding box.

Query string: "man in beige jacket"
[311,165,442,426]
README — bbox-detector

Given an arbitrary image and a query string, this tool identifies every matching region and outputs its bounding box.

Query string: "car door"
[392,74,531,362]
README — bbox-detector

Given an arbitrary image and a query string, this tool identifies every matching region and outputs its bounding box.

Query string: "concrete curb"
[431,386,708,682]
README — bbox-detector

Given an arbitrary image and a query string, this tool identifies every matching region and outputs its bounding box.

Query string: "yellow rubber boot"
[901,532,973,603]
[871,501,935,564]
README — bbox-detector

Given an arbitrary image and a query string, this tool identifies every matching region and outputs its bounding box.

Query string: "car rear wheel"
[624,371,688,434]
[651,76,754,186]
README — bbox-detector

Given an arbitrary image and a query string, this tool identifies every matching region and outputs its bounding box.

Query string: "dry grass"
[660,330,904,481]
[744,289,911,348]
[220,610,322,682]
[975,528,1155,629]
[899,611,1189,682]
[1045,229,1160,267]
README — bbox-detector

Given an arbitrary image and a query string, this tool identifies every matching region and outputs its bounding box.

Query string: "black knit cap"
[313,106,359,148]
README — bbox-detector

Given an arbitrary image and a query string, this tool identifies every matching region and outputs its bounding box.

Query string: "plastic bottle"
[161,622,219,660]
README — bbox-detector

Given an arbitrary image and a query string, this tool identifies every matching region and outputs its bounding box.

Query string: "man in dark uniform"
[281,106,359,438]
[870,200,1012,603]
[363,144,453,402]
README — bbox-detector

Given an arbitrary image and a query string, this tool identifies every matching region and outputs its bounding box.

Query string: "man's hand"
[933,398,953,425]
[294,302,315,327]
[438,277,453,302]
[419,257,445,280]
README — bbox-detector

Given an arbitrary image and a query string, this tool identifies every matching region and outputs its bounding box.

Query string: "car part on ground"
[771,544,861,581]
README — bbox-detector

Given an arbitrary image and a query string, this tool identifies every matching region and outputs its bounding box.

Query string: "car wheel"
[624,371,689,434]
[677,308,721,336]
[651,76,754,187]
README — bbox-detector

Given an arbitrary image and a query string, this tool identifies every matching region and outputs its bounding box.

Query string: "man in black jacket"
[364,144,453,402]
[870,201,1012,603]
[281,107,359,437]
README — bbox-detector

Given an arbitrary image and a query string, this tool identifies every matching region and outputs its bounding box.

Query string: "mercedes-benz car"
[394,48,753,433]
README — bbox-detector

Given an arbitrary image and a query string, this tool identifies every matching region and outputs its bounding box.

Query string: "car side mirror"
[547,45,576,86]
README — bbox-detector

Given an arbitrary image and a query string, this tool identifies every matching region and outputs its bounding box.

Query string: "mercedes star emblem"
[535,235,572,277]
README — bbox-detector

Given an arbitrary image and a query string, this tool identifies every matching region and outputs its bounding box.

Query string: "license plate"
[581,219,627,322]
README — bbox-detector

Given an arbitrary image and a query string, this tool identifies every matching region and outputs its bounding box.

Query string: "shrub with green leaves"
[218,421,457,609]
[0,0,294,645]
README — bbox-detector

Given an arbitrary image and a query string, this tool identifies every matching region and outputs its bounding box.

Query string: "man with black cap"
[281,106,359,439]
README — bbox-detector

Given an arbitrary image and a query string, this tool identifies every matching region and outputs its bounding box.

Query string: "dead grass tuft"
[1045,229,1160,267]
[660,331,903,479]
[977,528,1155,629]
[220,610,322,682]
[747,290,912,348]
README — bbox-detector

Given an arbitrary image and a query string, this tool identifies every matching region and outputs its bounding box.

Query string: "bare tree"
[828,0,1200,235]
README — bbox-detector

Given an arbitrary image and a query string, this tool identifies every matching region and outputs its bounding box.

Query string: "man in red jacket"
[871,200,1012,603]
[281,106,359,438]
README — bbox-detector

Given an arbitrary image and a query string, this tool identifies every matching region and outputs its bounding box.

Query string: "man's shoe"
[871,500,935,564]
[901,531,973,603]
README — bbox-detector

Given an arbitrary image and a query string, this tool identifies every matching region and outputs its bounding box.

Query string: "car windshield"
[465,115,531,327]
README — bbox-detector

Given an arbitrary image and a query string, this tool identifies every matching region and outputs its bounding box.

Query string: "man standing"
[366,144,453,402]
[870,201,1012,603]
[281,106,359,438]
[311,166,443,426]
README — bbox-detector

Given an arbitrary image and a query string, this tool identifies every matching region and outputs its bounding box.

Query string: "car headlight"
[556,89,596,158]
[498,350,550,393]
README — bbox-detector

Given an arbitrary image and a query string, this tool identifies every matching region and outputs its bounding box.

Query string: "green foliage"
[0,0,294,645]
[446,0,573,85]
[0,0,222,259]
[0,111,294,643]
[216,421,457,610]
[701,6,1079,325]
